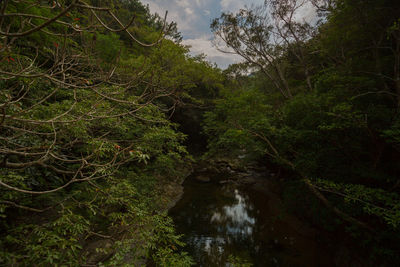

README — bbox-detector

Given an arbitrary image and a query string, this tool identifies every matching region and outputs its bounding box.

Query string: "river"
[169,173,336,267]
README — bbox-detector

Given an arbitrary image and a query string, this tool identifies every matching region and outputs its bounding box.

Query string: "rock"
[195,175,211,182]
[240,177,258,185]
[226,166,235,173]
[219,180,236,185]
[164,183,184,211]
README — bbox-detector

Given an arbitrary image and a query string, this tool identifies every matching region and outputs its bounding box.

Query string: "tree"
[0,0,196,265]
[0,0,173,194]
[205,1,400,262]
[211,0,318,98]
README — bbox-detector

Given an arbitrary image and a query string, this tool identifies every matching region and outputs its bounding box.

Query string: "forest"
[0,0,399,266]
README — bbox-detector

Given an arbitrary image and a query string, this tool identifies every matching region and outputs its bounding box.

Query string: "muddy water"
[169,175,335,267]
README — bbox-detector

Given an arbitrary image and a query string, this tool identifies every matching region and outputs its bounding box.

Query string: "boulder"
[195,175,211,182]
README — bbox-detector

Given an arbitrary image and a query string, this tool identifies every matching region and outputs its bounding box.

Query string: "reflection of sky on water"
[211,189,255,236]
[190,236,225,255]
[175,185,259,266]
[170,177,335,267]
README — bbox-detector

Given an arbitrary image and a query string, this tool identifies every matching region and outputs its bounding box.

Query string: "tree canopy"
[205,0,400,263]
[0,0,220,265]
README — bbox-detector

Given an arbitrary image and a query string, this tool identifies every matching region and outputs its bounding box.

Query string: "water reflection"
[169,176,334,267]
[211,189,255,236]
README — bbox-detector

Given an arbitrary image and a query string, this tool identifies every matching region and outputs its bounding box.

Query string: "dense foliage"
[205,0,400,264]
[0,0,221,265]
[2,0,400,265]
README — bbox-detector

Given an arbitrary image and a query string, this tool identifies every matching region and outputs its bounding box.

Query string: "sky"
[141,0,265,69]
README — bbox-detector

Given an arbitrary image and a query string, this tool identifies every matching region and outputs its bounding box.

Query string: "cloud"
[176,0,190,7]
[196,0,204,6]
[141,0,199,34]
[141,0,317,68]
[142,0,206,36]
[141,0,263,68]
[295,1,318,24]
[220,0,263,12]
[220,0,241,11]
[185,7,194,15]
[182,35,242,69]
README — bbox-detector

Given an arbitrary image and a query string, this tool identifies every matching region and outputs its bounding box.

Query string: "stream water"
[169,174,335,267]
